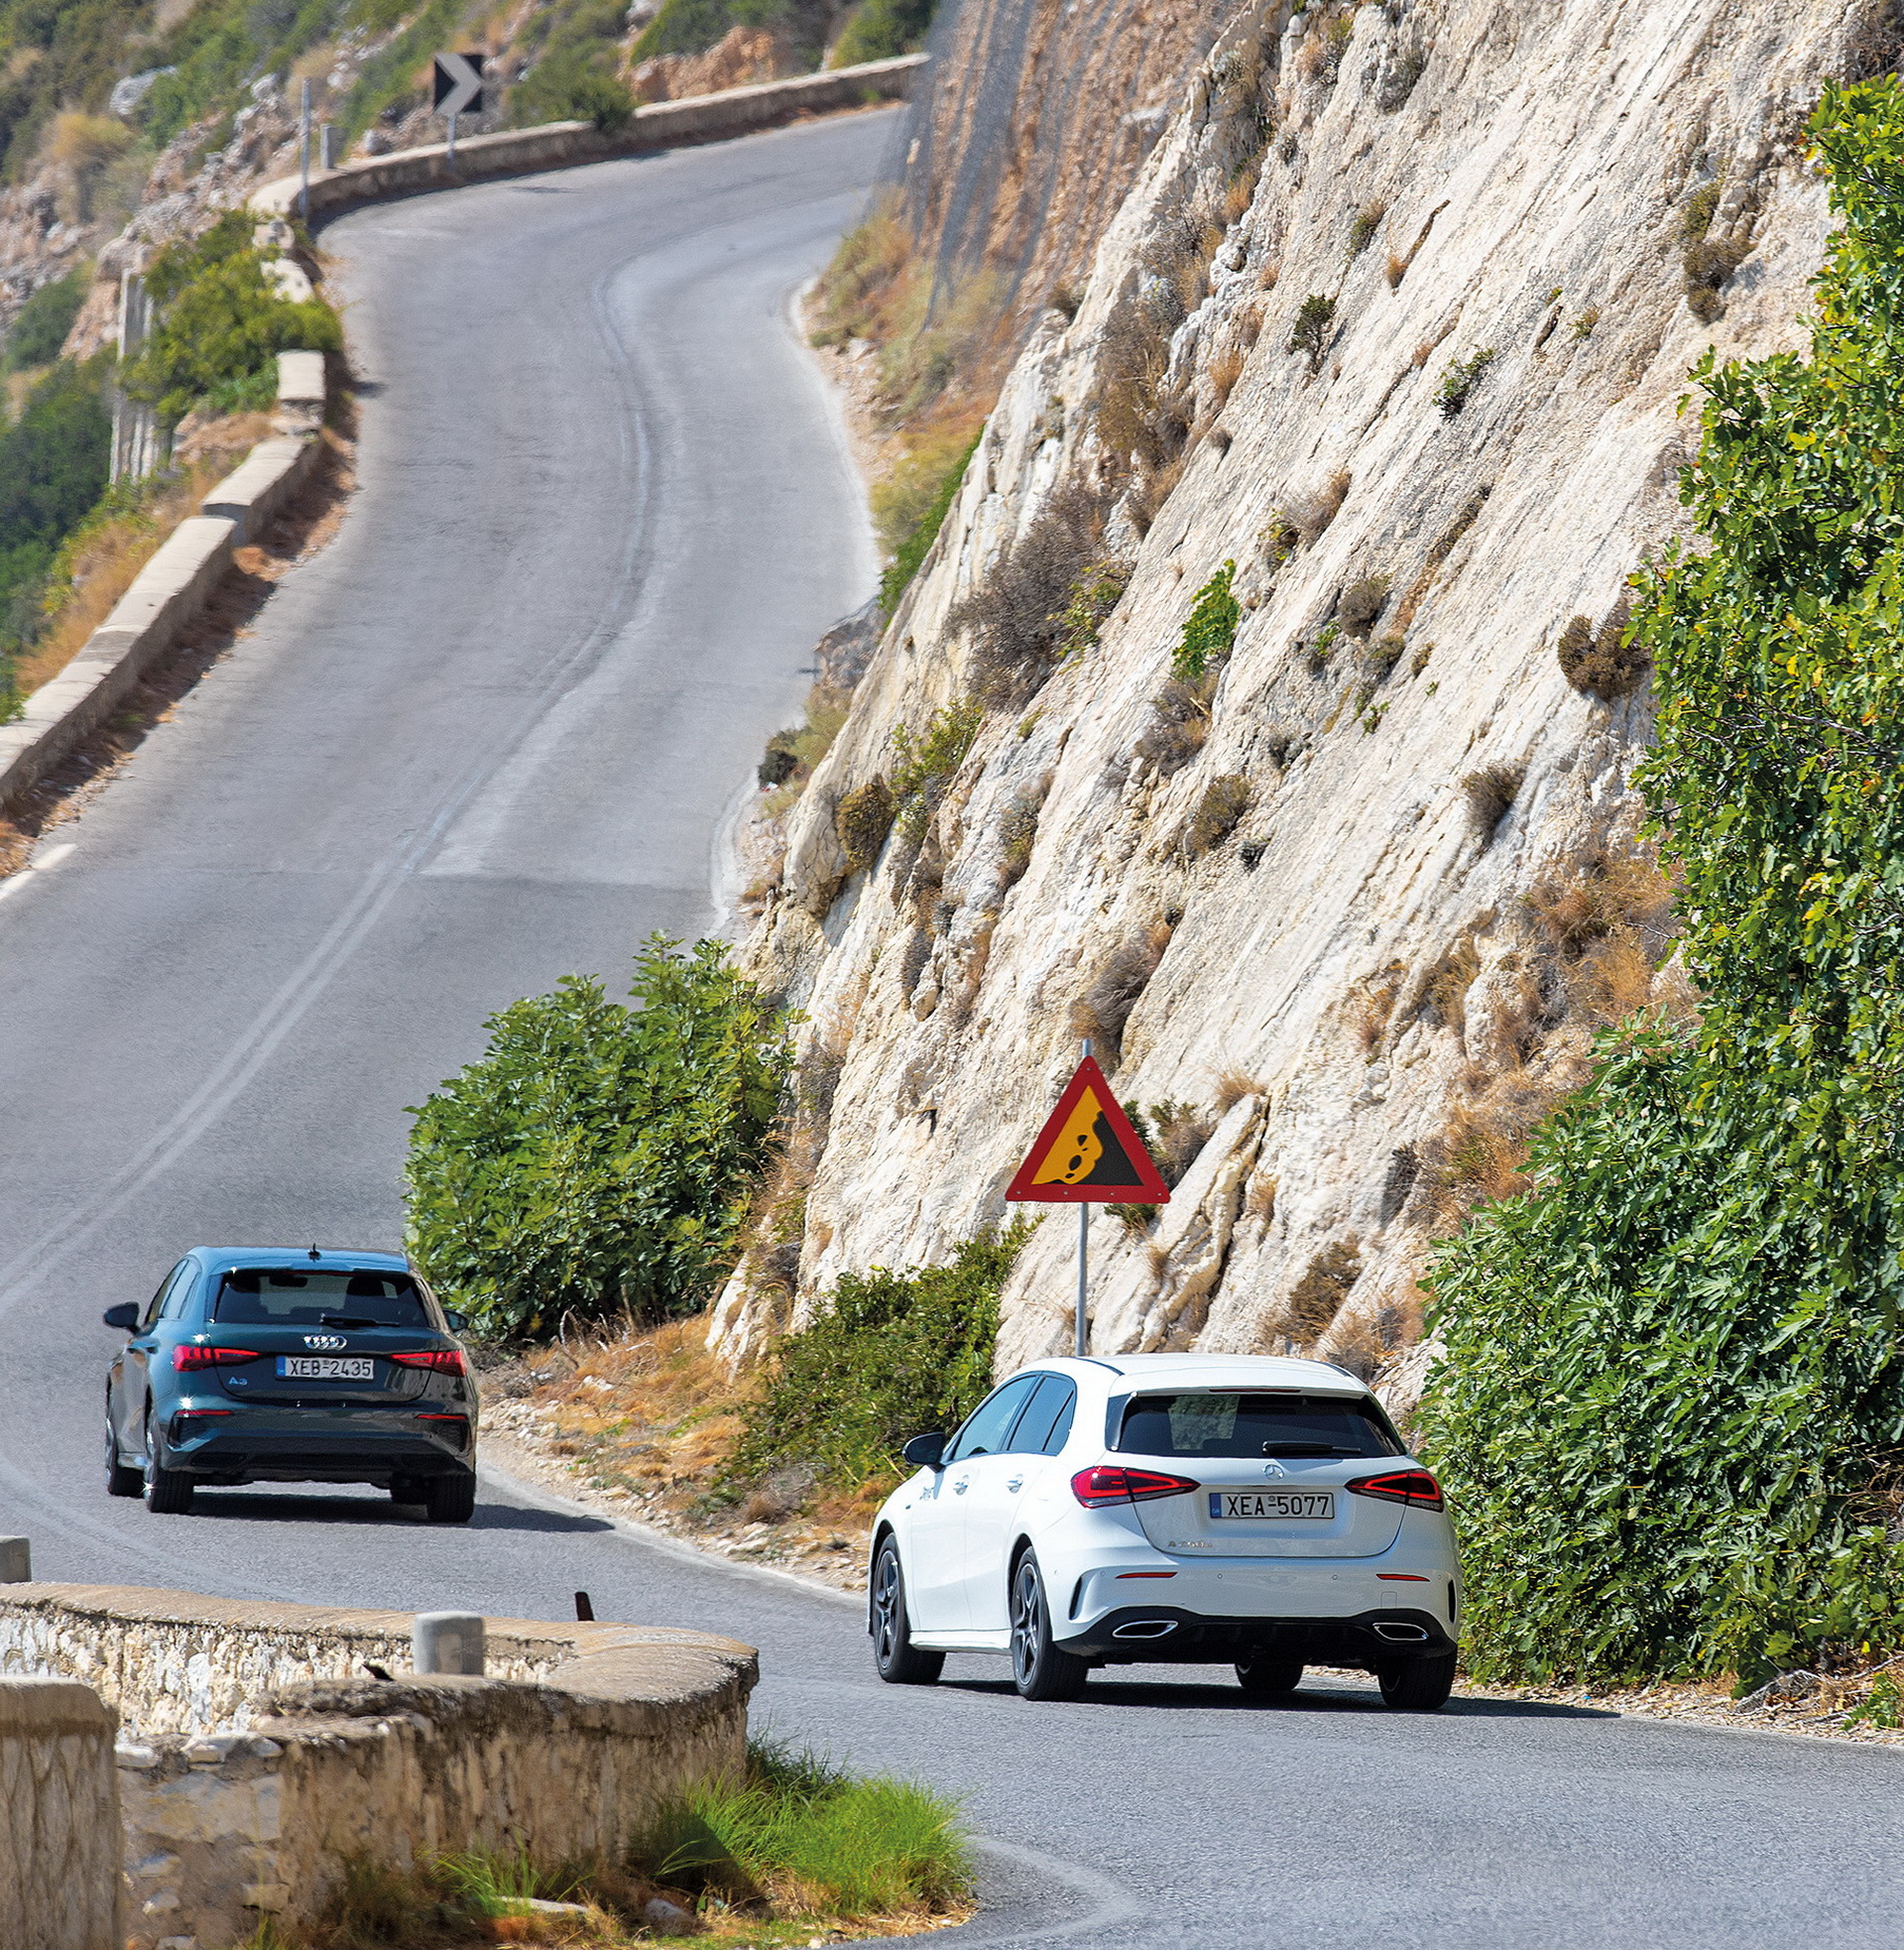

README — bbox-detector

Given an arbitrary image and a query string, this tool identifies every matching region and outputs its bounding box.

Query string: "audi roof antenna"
[307,1244,322,1261]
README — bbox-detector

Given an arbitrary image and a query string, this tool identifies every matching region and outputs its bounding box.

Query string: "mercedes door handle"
[1006,1476,1024,1492]
[952,1477,970,1495]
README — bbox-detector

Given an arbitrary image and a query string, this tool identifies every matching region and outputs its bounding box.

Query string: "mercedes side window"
[945,1376,1041,1463]
[1009,1374,1078,1455]
[140,1263,186,1330]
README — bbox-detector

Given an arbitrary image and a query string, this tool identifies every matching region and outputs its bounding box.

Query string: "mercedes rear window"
[213,1270,430,1328]
[1117,1392,1404,1460]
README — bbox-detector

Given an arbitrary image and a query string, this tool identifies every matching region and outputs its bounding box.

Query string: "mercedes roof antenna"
[307,1244,322,1262]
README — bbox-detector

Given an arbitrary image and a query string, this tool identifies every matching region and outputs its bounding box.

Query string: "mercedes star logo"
[1262,1460,1287,1478]
[303,1334,347,1350]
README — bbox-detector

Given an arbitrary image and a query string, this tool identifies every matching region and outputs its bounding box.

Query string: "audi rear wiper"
[318,1312,378,1329]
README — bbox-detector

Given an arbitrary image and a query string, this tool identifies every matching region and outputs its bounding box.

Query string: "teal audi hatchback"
[103,1247,479,1521]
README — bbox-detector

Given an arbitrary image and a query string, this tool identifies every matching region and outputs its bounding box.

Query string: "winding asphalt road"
[1,110,1901,1948]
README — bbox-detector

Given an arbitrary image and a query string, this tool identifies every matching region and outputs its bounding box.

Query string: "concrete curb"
[0,353,327,821]
[249,54,924,221]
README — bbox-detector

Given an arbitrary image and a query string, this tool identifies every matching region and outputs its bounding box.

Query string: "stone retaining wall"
[0,1676,123,1950]
[249,55,924,223]
[1,1585,757,1948]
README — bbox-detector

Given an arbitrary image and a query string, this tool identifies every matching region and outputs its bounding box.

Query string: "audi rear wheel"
[423,1472,476,1523]
[142,1420,194,1515]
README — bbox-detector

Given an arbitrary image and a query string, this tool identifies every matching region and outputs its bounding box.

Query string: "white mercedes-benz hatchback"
[868,1353,1461,1706]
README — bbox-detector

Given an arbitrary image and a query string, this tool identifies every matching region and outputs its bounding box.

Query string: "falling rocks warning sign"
[1005,1055,1171,1204]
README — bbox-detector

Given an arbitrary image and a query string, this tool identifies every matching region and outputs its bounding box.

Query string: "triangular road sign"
[1006,1055,1171,1204]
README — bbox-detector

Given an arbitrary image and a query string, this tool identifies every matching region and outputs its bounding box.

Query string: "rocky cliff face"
[724,0,1873,1388]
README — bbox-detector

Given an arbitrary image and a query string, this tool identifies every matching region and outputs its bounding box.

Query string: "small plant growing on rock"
[1273,1238,1362,1343]
[1173,561,1241,680]
[1556,595,1647,699]
[1188,774,1252,857]
[999,799,1039,888]
[1348,200,1387,257]
[1677,181,1746,321]
[1462,762,1524,840]
[1073,920,1173,1051]
[1338,571,1391,638]
[1056,556,1131,660]
[1288,293,1339,374]
[1135,677,1215,775]
[835,776,896,872]
[1435,346,1497,417]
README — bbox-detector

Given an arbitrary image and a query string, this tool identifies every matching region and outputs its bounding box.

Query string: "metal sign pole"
[1076,1037,1091,1357]
[298,78,310,221]
[446,108,457,171]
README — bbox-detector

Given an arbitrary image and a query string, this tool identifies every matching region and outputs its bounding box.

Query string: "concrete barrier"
[0,352,326,822]
[0,1676,123,1950]
[249,54,925,223]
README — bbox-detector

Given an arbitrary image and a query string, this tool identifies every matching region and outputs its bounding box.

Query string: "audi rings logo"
[303,1334,348,1350]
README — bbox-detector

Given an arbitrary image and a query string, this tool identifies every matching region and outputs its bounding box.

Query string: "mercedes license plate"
[277,1357,374,1381]
[1210,1490,1334,1520]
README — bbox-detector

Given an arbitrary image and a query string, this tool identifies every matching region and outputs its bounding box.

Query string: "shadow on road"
[183,1489,613,1534]
[938,1675,1618,1719]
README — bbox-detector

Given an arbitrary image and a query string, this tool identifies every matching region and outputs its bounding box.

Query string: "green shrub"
[1417,77,1904,1687]
[832,0,936,65]
[633,0,835,66]
[1172,561,1239,681]
[122,213,339,427]
[0,355,111,699]
[891,696,982,802]
[405,936,791,1339]
[1435,345,1497,418]
[3,269,87,371]
[1287,292,1337,373]
[509,46,635,131]
[729,1226,1028,1491]
[640,1737,971,1920]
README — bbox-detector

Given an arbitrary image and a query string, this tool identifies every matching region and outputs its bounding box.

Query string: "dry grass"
[1384,250,1407,290]
[1276,466,1351,546]
[480,1320,884,1588]
[1071,919,1173,1053]
[1271,1238,1362,1345]
[1420,935,1483,1034]
[1353,964,1405,1055]
[1211,1065,1259,1112]
[1208,345,1246,407]
[1225,164,1259,223]
[1462,762,1524,840]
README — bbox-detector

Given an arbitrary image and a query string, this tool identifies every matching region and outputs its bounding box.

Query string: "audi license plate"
[277,1357,374,1381]
[1210,1490,1334,1520]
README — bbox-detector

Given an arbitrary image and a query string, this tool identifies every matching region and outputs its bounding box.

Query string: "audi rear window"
[1118,1392,1404,1460]
[213,1270,430,1328]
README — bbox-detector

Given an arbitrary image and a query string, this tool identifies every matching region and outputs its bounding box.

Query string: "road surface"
[0,109,1900,1949]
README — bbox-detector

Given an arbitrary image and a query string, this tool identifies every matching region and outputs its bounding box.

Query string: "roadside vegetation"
[0,216,339,718]
[1418,78,1904,1691]
[407,937,791,1339]
[257,1737,971,1946]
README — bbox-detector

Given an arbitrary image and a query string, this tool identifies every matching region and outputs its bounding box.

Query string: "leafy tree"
[122,211,339,426]
[1418,78,1904,1686]
[0,356,111,688]
[3,269,88,372]
[729,1226,1029,1492]
[406,937,792,1339]
[1171,560,1238,681]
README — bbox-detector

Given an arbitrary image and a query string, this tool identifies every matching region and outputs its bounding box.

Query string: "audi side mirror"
[901,1431,947,1469]
[102,1303,139,1331]
[444,1309,468,1333]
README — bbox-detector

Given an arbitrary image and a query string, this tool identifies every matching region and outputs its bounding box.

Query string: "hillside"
[717,0,1875,1382]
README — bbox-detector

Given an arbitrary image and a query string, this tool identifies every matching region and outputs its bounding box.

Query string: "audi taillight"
[390,1349,467,1375]
[1346,1468,1444,1510]
[174,1346,260,1371]
[1070,1465,1202,1508]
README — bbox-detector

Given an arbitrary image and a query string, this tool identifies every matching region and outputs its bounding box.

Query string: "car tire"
[1236,1658,1304,1697]
[1010,1551,1089,1702]
[1378,1653,1456,1711]
[871,1537,943,1685]
[423,1472,477,1523]
[105,1414,143,1499]
[142,1423,194,1515]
